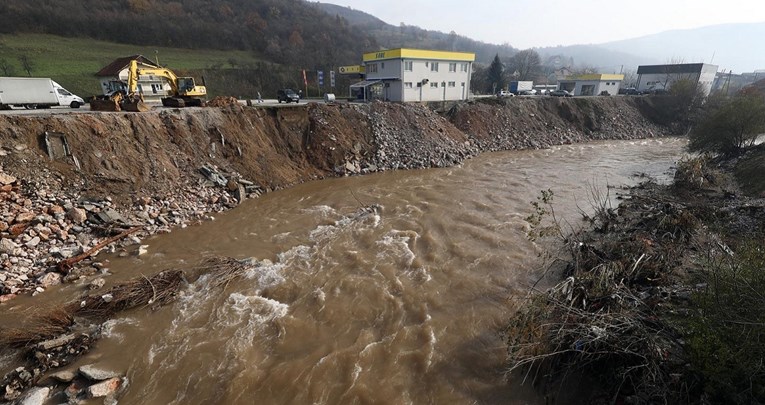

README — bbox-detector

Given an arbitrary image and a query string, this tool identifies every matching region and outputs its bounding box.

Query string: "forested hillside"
[0,0,376,69]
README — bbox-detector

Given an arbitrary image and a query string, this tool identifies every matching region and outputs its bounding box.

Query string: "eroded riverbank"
[0,97,669,298]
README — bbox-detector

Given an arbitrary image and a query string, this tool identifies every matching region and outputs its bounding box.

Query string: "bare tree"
[18,55,34,76]
[621,69,637,88]
[508,49,541,81]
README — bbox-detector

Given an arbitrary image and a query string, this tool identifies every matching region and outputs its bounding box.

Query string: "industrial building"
[352,48,475,102]
[557,74,624,96]
[636,63,718,96]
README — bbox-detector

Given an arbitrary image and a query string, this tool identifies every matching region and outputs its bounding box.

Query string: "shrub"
[688,95,765,156]
[685,240,765,404]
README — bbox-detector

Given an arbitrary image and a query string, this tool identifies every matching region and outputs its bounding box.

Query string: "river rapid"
[5,137,687,404]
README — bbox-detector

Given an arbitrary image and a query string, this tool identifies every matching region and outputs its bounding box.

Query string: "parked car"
[599,91,611,96]
[277,88,300,103]
[518,89,537,96]
[622,87,640,95]
[496,90,515,98]
[550,89,573,97]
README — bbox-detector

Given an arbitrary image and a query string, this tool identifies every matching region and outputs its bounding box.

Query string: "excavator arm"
[131,60,207,99]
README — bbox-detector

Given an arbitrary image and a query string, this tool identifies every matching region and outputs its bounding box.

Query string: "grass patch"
[0,33,267,97]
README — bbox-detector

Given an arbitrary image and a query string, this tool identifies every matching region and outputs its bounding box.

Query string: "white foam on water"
[100,317,139,342]
[376,230,419,268]
[301,204,337,217]
[309,205,382,243]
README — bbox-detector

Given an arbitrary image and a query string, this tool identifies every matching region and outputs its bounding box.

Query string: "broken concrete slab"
[43,132,71,161]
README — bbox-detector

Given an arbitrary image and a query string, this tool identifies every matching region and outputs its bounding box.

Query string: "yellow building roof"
[566,74,625,81]
[363,48,475,62]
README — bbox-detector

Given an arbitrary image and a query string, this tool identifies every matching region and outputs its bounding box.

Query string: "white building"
[95,55,173,102]
[636,63,718,96]
[557,74,624,96]
[353,48,475,102]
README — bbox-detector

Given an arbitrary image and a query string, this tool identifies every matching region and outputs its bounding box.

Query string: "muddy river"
[3,137,687,404]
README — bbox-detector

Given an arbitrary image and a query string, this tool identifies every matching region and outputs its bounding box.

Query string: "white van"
[0,77,85,109]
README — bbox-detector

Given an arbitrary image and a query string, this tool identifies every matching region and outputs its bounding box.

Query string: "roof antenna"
[709,50,715,64]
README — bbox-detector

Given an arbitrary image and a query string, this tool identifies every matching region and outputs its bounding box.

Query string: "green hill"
[0,34,272,97]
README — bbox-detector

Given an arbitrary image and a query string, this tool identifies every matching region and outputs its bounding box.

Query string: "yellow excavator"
[91,60,207,112]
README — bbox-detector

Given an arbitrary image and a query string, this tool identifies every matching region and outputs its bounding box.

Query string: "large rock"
[0,238,17,254]
[49,369,77,383]
[37,272,62,288]
[66,207,87,224]
[0,172,16,186]
[14,212,35,224]
[18,387,50,405]
[25,236,41,248]
[87,377,123,398]
[79,364,122,381]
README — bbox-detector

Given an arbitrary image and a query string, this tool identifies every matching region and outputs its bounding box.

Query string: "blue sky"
[324,0,765,49]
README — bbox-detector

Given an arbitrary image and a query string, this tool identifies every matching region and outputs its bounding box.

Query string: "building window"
[368,64,378,73]
[461,63,468,72]
[381,62,385,69]
[448,81,456,87]
[425,61,429,68]
[461,82,465,87]
[431,62,439,72]
[405,82,413,89]
[430,82,438,88]
[449,63,456,72]
[404,61,413,71]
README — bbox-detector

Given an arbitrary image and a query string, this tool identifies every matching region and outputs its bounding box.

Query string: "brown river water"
[2,137,687,404]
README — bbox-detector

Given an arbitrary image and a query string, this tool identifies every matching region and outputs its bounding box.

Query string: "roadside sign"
[318,70,324,87]
[330,70,336,88]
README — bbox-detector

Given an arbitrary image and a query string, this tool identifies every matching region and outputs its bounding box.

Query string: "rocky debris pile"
[335,102,477,175]
[0,163,262,300]
[8,361,127,404]
[206,96,240,107]
[448,97,666,153]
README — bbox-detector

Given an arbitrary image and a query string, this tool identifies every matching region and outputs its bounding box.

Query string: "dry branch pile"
[507,178,704,403]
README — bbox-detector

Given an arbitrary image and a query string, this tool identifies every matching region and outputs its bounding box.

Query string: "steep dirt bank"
[0,97,670,299]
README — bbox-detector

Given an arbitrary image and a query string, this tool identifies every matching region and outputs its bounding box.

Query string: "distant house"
[636,63,718,96]
[557,74,624,96]
[712,70,765,95]
[95,55,172,102]
[354,48,475,102]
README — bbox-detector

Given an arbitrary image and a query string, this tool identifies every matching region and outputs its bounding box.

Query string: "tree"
[508,49,541,81]
[18,55,33,76]
[487,54,504,94]
[688,94,765,156]
[470,63,489,95]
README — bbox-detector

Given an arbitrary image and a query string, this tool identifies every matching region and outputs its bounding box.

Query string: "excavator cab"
[163,77,206,107]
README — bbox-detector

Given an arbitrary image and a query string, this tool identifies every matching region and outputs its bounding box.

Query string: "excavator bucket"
[90,98,121,112]
[120,99,150,112]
